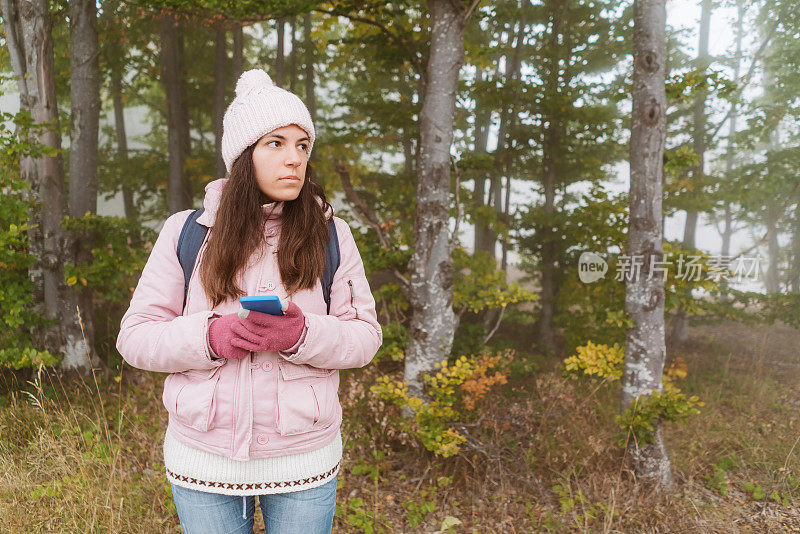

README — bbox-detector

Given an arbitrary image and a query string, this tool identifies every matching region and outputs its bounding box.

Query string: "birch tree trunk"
[213,24,227,178]
[62,0,101,371]
[161,12,190,213]
[2,0,66,355]
[403,0,467,398]
[622,0,674,490]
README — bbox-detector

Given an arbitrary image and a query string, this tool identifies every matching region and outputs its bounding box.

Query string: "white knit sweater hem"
[163,427,342,496]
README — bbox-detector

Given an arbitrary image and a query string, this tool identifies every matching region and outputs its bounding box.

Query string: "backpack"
[176,208,340,314]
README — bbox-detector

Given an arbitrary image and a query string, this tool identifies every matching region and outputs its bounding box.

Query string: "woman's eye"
[267,140,280,147]
[298,143,309,152]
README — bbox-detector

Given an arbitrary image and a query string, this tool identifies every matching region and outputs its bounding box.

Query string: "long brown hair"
[200,143,333,308]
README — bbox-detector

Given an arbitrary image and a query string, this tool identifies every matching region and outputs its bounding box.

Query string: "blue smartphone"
[239,295,284,316]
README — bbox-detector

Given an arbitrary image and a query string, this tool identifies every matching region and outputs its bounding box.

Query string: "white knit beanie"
[221,69,316,172]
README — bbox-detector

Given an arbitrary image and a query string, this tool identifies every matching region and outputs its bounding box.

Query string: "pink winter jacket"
[116,178,382,461]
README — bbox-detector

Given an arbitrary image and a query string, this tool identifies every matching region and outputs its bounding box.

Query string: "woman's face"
[251,124,310,203]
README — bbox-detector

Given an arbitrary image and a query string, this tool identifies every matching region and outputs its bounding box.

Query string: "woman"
[116,69,382,533]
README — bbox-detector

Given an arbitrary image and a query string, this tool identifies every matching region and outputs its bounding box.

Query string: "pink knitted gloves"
[207,302,307,359]
[230,301,307,353]
[208,313,250,360]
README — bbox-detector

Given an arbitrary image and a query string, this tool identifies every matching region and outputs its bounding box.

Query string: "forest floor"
[1,316,798,533]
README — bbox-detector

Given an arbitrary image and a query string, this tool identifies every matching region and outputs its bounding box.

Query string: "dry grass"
[1,317,799,533]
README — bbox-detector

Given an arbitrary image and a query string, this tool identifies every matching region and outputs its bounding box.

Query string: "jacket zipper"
[347,279,359,319]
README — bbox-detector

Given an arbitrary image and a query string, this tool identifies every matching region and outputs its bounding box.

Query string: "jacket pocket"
[276,361,335,436]
[163,367,222,432]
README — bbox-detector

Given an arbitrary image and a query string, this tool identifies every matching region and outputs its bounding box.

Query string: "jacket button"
[250,361,260,369]
[262,361,273,372]
[257,434,269,445]
[266,281,276,291]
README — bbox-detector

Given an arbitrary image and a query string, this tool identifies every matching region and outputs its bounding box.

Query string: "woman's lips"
[280,177,300,182]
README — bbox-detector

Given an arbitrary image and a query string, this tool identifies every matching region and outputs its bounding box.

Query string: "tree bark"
[275,17,285,87]
[161,12,190,213]
[403,0,466,398]
[2,0,66,355]
[214,24,227,178]
[622,0,673,491]
[63,0,101,372]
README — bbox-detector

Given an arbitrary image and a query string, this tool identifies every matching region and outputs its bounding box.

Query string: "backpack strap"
[176,208,208,312]
[322,218,340,315]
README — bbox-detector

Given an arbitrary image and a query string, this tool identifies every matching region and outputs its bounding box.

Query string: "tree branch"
[312,7,424,77]
[1,0,29,97]
[327,147,411,295]
[483,304,506,344]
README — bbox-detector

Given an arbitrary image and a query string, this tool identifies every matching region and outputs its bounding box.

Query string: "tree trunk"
[214,24,227,178]
[765,206,780,293]
[473,69,492,253]
[720,0,745,278]
[289,15,297,93]
[537,4,563,354]
[275,17,285,87]
[161,12,190,213]
[111,71,135,220]
[622,0,673,490]
[791,205,800,293]
[232,24,244,81]
[63,0,101,372]
[403,0,466,398]
[682,0,711,249]
[673,0,712,344]
[2,0,67,355]
[304,13,316,123]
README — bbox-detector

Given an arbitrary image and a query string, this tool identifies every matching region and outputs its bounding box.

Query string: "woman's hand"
[230,301,306,353]
[208,313,251,360]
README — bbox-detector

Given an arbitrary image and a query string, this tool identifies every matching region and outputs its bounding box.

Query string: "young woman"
[116,69,382,534]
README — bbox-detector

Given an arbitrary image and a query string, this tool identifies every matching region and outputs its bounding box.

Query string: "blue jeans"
[170,476,337,534]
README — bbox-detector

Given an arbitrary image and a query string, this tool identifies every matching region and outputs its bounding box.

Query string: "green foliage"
[563,341,624,380]
[744,481,767,501]
[452,247,538,314]
[616,377,704,446]
[0,108,59,369]
[61,215,156,304]
[704,454,741,496]
[371,349,513,457]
